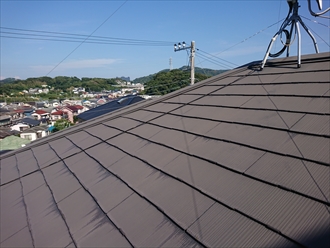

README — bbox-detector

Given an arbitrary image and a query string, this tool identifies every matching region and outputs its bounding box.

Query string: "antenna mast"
[261,0,329,69]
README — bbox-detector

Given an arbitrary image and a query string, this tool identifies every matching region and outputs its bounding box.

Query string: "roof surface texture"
[78,95,145,121]
[1,52,329,248]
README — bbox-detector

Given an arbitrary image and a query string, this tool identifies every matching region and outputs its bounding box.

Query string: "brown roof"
[1,52,329,247]
[74,105,84,109]
[34,109,48,115]
[51,110,64,115]
[64,105,79,112]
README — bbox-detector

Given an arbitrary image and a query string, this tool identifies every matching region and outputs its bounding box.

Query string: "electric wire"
[195,56,208,77]
[195,51,234,69]
[46,0,128,76]
[196,53,231,69]
[274,0,283,52]
[195,52,227,68]
[0,27,175,46]
[301,15,330,28]
[300,16,330,47]
[0,34,174,46]
[196,49,239,67]
[215,19,285,57]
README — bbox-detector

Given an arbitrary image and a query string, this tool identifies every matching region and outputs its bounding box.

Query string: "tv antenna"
[261,0,329,69]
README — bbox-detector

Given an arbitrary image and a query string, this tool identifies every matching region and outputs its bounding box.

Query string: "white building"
[20,126,49,141]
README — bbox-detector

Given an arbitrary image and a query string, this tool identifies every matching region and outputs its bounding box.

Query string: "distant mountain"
[120,76,130,82]
[0,78,19,84]
[133,66,227,84]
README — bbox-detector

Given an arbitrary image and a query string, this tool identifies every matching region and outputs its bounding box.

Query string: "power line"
[301,15,330,28]
[196,49,238,67]
[0,34,174,46]
[299,17,330,47]
[195,51,233,69]
[0,27,175,45]
[215,19,285,57]
[46,0,128,76]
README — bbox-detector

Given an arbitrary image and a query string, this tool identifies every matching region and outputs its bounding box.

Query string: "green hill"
[0,78,19,84]
[142,69,210,96]
[133,66,227,84]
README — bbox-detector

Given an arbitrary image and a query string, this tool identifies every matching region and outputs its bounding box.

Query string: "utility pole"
[169,57,173,71]
[190,41,195,86]
[174,41,195,85]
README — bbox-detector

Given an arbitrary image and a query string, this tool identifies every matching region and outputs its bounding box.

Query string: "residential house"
[20,125,49,141]
[31,109,50,120]
[96,98,107,105]
[49,100,60,108]
[0,127,20,140]
[61,99,82,106]
[14,106,34,117]
[11,117,41,130]
[0,52,329,247]
[10,123,30,132]
[0,115,11,127]
[50,110,64,121]
[73,87,85,94]
[74,105,86,114]
[61,105,85,123]
[0,108,17,126]
[28,88,39,94]
[42,88,49,94]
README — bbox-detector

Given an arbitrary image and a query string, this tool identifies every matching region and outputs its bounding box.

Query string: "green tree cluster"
[0,76,120,96]
[143,69,209,95]
[53,119,72,132]
[133,66,226,85]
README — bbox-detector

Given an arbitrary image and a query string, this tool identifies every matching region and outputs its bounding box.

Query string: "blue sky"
[1,0,329,80]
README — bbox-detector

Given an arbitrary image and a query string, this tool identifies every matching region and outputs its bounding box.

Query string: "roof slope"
[20,125,49,134]
[14,117,41,126]
[78,95,145,121]
[1,52,329,248]
[0,135,31,150]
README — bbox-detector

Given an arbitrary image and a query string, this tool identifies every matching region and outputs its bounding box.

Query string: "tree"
[53,119,72,132]
[143,69,209,95]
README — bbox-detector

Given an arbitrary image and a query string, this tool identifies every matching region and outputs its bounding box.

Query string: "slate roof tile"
[1,52,329,247]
